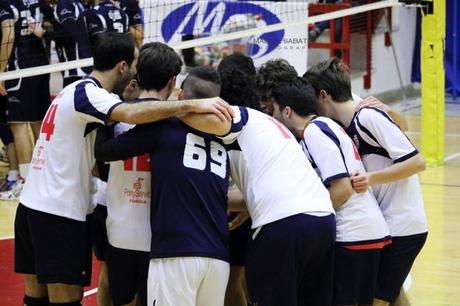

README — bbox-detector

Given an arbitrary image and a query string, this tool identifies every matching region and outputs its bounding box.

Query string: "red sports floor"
[0,238,100,306]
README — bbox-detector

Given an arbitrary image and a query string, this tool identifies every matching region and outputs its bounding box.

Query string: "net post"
[420,0,445,166]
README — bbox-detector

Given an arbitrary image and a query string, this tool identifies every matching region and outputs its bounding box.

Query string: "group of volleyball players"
[12,27,427,306]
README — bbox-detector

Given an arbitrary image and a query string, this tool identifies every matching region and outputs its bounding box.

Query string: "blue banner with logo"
[445,0,459,98]
[144,1,309,74]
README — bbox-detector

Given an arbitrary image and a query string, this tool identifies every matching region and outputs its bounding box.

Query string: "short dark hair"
[303,57,353,103]
[255,59,298,99]
[93,32,136,71]
[181,66,221,99]
[136,42,182,91]
[272,78,318,117]
[217,53,259,109]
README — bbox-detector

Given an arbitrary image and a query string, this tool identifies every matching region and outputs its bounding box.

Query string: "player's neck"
[331,99,357,128]
[139,89,169,101]
[90,71,117,92]
[293,114,315,139]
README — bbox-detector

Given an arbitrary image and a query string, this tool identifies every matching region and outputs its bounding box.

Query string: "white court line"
[84,287,98,297]
[444,152,460,162]
[0,235,14,240]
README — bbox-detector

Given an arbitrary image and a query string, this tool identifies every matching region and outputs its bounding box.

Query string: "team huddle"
[13,31,428,306]
[1,1,427,306]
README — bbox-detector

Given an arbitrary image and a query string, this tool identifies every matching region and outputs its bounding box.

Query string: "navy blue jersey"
[120,0,142,27]
[55,0,92,76]
[86,0,128,40]
[5,0,48,69]
[95,108,230,262]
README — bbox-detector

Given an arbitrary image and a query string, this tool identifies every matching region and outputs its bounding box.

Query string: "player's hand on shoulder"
[351,171,369,193]
[191,97,234,122]
[122,79,140,101]
[356,96,388,113]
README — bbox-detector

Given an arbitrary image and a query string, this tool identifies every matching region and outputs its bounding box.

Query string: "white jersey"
[95,178,107,206]
[302,117,390,247]
[20,77,123,221]
[347,107,428,237]
[220,107,334,229]
[105,122,151,252]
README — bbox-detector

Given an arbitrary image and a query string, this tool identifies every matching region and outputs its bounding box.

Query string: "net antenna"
[0,0,401,82]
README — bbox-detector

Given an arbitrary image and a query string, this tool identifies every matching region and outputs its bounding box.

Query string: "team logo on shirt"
[7,96,21,103]
[59,8,72,16]
[31,145,45,170]
[88,22,99,29]
[0,9,10,18]
[123,177,151,205]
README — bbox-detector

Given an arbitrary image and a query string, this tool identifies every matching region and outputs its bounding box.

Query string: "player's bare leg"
[225,266,247,306]
[10,123,33,179]
[23,274,49,305]
[24,274,47,298]
[31,122,42,142]
[6,142,18,171]
[47,283,83,304]
[97,262,112,306]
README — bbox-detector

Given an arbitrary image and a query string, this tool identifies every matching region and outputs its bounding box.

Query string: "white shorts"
[147,257,230,306]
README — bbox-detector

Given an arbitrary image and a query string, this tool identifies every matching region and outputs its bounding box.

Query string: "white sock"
[19,163,30,180]
[7,170,19,181]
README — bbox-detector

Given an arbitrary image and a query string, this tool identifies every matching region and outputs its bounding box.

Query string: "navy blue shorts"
[333,245,381,305]
[0,95,7,124]
[229,217,251,266]
[107,244,149,306]
[14,203,92,286]
[6,74,50,123]
[376,232,427,303]
[92,204,109,261]
[245,213,336,306]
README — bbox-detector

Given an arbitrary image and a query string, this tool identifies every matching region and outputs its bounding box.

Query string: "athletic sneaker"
[0,178,24,201]
[0,176,18,192]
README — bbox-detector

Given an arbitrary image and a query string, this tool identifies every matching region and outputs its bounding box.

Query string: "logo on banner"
[161,1,284,58]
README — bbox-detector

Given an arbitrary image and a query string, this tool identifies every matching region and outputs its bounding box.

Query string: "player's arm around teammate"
[347,94,425,190]
[351,151,426,190]
[14,33,232,306]
[355,96,409,132]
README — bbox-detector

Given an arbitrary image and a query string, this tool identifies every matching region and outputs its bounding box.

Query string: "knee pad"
[23,295,49,306]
